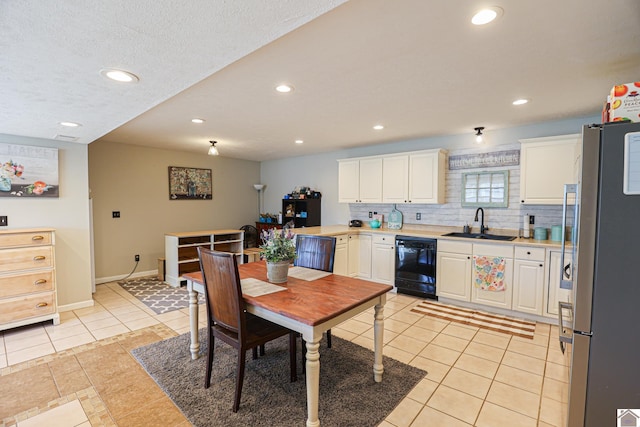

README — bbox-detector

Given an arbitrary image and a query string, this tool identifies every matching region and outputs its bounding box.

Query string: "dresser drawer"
[0,246,54,273]
[0,231,52,248]
[0,271,55,298]
[0,292,55,324]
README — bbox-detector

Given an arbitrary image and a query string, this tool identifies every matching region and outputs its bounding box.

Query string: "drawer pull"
[35,302,48,308]
[34,279,48,285]
[33,256,46,261]
[32,235,45,241]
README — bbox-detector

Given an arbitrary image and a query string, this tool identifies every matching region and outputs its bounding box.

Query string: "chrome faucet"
[474,207,489,234]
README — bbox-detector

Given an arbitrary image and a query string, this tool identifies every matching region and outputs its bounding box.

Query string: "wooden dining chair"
[294,234,336,367]
[198,247,297,413]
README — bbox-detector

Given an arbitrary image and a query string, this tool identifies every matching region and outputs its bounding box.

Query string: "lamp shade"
[253,184,265,191]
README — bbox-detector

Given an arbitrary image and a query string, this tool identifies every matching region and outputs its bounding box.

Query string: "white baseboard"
[95,269,158,285]
[58,299,95,312]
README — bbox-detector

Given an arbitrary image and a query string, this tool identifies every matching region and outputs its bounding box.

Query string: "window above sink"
[461,171,509,208]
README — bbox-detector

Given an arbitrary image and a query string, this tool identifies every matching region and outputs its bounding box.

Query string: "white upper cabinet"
[382,150,447,204]
[338,157,382,203]
[519,134,581,204]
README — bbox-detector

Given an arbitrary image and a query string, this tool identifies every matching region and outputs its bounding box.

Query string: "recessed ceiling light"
[295,140,304,144]
[373,125,384,130]
[100,68,139,83]
[275,84,293,93]
[471,7,503,25]
[512,99,529,106]
[191,118,205,124]
[59,121,81,127]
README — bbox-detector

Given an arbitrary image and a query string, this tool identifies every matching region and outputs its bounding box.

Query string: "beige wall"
[0,134,93,310]
[89,140,260,281]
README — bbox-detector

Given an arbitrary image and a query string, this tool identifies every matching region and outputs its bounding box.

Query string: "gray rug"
[131,330,426,426]
[118,276,204,314]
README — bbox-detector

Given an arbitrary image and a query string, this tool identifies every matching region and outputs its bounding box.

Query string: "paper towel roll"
[523,215,530,238]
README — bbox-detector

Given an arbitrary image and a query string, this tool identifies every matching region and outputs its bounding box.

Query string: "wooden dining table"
[182,261,393,427]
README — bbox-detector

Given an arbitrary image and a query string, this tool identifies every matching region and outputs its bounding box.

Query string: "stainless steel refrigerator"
[560,121,640,427]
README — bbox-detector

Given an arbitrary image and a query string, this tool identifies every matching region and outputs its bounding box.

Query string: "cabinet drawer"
[335,234,348,245]
[0,246,53,273]
[372,234,394,245]
[0,292,55,323]
[473,243,513,258]
[0,271,55,298]
[0,231,52,248]
[514,246,545,262]
[438,240,472,254]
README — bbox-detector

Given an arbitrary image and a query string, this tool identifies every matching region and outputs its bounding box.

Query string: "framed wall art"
[0,143,59,198]
[168,166,212,200]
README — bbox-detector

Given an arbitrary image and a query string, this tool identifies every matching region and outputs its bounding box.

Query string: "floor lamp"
[253,184,265,218]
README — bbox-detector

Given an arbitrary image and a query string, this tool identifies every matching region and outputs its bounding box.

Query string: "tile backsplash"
[348,142,574,233]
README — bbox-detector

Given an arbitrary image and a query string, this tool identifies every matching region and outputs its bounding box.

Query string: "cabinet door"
[409,151,445,204]
[338,160,360,203]
[333,234,349,276]
[513,259,545,315]
[382,155,409,203]
[545,250,573,318]
[436,251,472,301]
[519,135,580,204]
[358,234,372,279]
[371,235,394,285]
[359,157,383,203]
[347,234,359,277]
[471,244,514,310]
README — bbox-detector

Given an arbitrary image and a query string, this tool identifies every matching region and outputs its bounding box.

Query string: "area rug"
[131,331,426,427]
[118,276,204,315]
[411,300,536,339]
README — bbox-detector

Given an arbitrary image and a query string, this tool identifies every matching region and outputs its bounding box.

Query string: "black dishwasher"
[395,236,437,299]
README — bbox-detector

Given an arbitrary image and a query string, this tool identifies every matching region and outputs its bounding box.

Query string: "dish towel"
[473,255,506,291]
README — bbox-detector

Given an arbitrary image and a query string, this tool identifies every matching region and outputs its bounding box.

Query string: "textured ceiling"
[2,0,640,161]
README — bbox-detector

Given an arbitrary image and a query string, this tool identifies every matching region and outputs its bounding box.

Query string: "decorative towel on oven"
[473,255,506,291]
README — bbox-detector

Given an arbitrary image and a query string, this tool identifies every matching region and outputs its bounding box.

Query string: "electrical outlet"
[112,211,121,218]
[416,213,421,220]
[368,212,372,218]
[134,254,140,262]
[0,216,7,226]
[529,215,535,224]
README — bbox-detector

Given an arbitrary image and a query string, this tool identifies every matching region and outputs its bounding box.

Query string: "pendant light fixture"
[208,140,219,156]
[474,127,485,144]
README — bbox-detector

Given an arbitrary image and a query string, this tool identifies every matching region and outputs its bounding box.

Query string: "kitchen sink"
[442,232,517,241]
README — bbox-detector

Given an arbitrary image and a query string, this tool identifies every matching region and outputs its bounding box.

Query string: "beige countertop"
[293,224,570,249]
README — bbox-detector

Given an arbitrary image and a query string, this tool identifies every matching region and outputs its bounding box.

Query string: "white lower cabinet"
[333,234,349,276]
[512,246,545,315]
[471,243,513,310]
[545,249,573,319]
[436,240,472,301]
[371,234,395,285]
[357,233,372,279]
[347,234,360,277]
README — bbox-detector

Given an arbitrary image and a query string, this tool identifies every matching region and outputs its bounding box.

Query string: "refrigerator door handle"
[560,184,577,289]
[558,301,574,354]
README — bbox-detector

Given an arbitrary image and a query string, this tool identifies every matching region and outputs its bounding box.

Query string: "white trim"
[58,299,94,312]
[95,269,158,285]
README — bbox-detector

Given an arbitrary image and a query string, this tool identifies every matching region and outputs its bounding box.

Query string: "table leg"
[373,302,384,382]
[188,285,200,360]
[305,339,321,427]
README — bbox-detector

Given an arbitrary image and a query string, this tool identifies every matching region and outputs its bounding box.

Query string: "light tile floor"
[0,281,570,426]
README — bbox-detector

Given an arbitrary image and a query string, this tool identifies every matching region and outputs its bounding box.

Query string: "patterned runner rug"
[411,300,536,339]
[118,276,204,315]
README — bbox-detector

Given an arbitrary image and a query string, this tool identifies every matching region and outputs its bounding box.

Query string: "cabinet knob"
[527,251,531,255]
[539,264,543,267]
[32,235,45,241]
[35,302,48,308]
[467,256,471,259]
[34,279,47,285]
[33,255,46,261]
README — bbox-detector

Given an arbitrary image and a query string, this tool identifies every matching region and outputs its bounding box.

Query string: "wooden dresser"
[0,228,59,331]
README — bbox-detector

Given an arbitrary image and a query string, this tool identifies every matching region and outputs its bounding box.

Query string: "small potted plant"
[259,228,297,283]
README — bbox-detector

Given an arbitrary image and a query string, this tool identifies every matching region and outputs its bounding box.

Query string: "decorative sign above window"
[462,171,509,208]
[0,143,59,198]
[449,149,520,170]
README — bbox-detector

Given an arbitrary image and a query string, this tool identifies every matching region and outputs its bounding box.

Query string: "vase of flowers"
[259,228,296,283]
[0,160,24,192]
